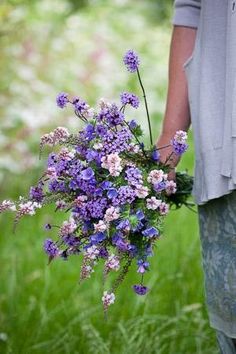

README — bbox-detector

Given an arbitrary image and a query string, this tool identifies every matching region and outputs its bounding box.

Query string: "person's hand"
[156,133,180,181]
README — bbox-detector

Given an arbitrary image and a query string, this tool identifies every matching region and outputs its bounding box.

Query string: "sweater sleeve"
[172,0,201,28]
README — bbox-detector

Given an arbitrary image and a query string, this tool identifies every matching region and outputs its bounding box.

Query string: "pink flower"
[104,206,120,222]
[94,220,107,233]
[101,153,123,177]
[56,200,67,210]
[18,201,41,216]
[165,180,177,195]
[147,169,167,184]
[102,291,115,308]
[58,147,75,161]
[0,200,16,213]
[46,167,57,179]
[135,185,149,198]
[53,127,70,142]
[85,245,100,260]
[146,197,162,210]
[173,130,188,144]
[40,133,55,147]
[158,202,169,216]
[40,127,69,148]
[105,254,120,271]
[60,219,77,236]
[127,143,141,153]
[74,195,88,207]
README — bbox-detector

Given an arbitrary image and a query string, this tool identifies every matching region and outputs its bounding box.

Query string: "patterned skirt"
[198,191,236,338]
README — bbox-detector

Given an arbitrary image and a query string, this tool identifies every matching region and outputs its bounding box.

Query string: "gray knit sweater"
[173,0,236,204]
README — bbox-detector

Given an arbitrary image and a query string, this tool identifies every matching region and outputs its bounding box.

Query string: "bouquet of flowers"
[0,50,193,313]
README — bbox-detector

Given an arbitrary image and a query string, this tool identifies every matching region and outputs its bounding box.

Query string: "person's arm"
[157,0,201,171]
[157,26,197,168]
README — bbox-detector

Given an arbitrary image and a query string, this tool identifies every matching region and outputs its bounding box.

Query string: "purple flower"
[81,167,95,181]
[142,227,159,238]
[90,232,106,244]
[98,104,124,126]
[47,153,58,167]
[127,244,138,256]
[113,186,136,206]
[153,181,166,192]
[86,198,108,219]
[80,124,95,141]
[125,167,143,187]
[29,184,44,202]
[43,239,59,257]
[123,50,140,73]
[171,131,188,155]
[151,149,160,161]
[93,187,103,197]
[55,159,68,176]
[85,149,99,162]
[107,188,118,199]
[95,124,107,137]
[128,119,138,130]
[112,232,129,251]
[120,92,139,108]
[117,219,130,231]
[63,235,80,247]
[137,260,149,273]
[48,179,67,193]
[171,141,188,155]
[136,209,145,221]
[44,223,52,230]
[99,247,109,258]
[56,92,69,109]
[132,284,149,295]
[100,181,113,190]
[72,96,88,114]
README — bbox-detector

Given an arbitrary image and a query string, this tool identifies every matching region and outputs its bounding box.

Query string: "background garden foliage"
[0,1,219,353]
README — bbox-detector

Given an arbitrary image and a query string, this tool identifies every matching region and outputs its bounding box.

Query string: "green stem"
[137,68,153,146]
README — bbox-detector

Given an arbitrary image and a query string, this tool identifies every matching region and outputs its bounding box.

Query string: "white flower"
[74,195,88,207]
[146,197,162,210]
[158,202,169,216]
[104,206,120,222]
[53,127,70,142]
[105,254,120,271]
[46,167,57,179]
[147,169,167,184]
[83,107,95,119]
[55,200,67,209]
[165,180,177,195]
[60,219,77,236]
[18,201,41,216]
[135,185,149,198]
[101,153,123,177]
[40,132,55,146]
[127,143,140,153]
[98,98,112,110]
[58,147,75,161]
[86,245,100,260]
[102,291,116,307]
[0,200,16,213]
[173,130,188,144]
[93,142,103,150]
[94,220,107,233]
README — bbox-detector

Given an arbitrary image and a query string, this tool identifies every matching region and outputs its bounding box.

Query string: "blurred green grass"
[0,1,220,353]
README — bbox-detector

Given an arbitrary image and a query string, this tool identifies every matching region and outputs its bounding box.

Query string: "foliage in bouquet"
[0,50,192,314]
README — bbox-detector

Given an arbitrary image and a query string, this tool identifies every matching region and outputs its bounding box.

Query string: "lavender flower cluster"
[0,50,189,313]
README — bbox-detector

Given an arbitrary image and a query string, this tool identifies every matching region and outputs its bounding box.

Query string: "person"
[157,1,236,353]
